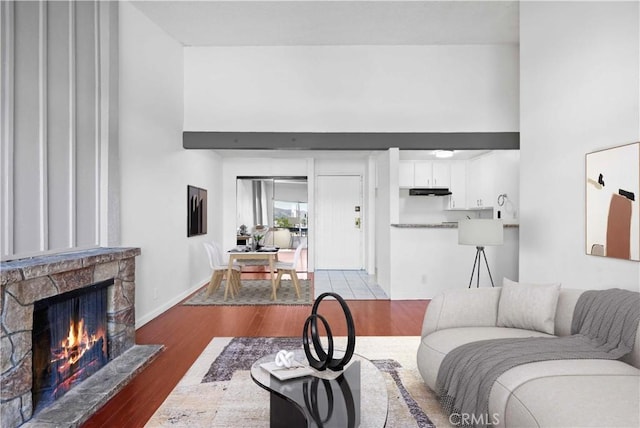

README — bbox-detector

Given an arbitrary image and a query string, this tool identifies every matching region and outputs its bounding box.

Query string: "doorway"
[236,176,308,270]
[315,175,363,270]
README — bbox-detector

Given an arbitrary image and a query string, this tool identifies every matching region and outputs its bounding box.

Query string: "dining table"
[226,247,279,301]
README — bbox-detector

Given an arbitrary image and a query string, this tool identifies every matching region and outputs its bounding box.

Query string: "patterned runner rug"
[183,279,312,306]
[146,336,452,427]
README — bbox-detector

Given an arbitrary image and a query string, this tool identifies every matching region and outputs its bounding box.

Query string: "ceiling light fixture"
[434,150,455,159]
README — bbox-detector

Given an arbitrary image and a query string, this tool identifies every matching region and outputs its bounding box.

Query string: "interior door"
[315,175,363,269]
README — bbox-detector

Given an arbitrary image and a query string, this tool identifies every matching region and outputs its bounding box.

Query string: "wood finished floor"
[81,273,429,427]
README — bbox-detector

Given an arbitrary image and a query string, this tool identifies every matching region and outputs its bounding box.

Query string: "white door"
[315,175,363,269]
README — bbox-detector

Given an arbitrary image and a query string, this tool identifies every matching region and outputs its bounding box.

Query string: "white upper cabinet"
[467,153,496,208]
[400,161,451,188]
[398,160,415,188]
[432,162,451,188]
[413,162,433,186]
[449,161,467,209]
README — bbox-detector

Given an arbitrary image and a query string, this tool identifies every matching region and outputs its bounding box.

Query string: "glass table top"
[251,349,388,428]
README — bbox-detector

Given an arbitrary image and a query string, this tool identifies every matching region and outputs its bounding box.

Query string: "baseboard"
[135,278,206,328]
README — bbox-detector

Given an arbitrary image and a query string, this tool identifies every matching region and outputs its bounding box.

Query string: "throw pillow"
[497,278,561,335]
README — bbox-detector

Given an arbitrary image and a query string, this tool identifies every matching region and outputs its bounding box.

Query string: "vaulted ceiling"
[132,1,519,47]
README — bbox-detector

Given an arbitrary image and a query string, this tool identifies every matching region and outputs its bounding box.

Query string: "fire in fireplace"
[31,279,113,414]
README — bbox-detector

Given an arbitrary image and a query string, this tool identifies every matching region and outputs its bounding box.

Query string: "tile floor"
[241,250,387,300]
[313,270,389,300]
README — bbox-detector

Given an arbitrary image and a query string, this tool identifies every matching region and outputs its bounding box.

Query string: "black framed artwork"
[187,185,207,237]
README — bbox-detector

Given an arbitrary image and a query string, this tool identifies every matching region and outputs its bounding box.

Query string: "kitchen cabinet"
[432,163,451,188]
[398,151,519,219]
[399,161,415,188]
[415,161,450,188]
[413,162,432,186]
[400,161,450,188]
[448,161,466,209]
[467,153,495,208]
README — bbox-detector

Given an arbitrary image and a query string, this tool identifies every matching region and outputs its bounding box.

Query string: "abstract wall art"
[187,185,207,237]
[585,142,639,261]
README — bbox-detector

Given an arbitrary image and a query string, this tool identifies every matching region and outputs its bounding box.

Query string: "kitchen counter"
[380,224,519,299]
[391,223,519,228]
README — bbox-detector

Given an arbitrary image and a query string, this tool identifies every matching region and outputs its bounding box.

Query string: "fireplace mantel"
[1,247,146,427]
[1,247,141,281]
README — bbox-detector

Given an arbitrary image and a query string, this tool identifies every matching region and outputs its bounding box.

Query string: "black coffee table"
[250,349,388,427]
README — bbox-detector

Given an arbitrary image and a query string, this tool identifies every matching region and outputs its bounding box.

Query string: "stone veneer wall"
[0,247,141,427]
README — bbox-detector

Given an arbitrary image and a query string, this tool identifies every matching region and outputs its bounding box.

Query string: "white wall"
[519,1,640,290]
[184,45,518,132]
[236,179,254,228]
[119,2,223,326]
[374,149,397,296]
[492,151,520,222]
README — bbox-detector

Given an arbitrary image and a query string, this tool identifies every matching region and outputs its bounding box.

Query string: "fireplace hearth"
[1,247,162,428]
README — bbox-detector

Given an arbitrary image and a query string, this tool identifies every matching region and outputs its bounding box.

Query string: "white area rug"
[146,336,452,427]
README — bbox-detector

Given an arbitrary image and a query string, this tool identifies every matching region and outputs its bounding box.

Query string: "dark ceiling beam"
[183,131,519,150]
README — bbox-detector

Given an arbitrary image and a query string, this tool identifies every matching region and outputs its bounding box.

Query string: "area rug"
[183,279,312,306]
[146,336,452,427]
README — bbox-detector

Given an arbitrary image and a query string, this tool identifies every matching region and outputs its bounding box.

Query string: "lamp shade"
[458,219,504,246]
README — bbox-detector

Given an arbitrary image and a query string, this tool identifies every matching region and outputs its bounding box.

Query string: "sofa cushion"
[497,278,561,334]
[417,327,552,391]
[553,289,584,336]
[489,359,640,428]
[421,288,502,337]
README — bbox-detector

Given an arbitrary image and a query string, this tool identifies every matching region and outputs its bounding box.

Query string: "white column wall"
[374,149,396,297]
[519,1,640,290]
[119,2,223,326]
[1,1,118,259]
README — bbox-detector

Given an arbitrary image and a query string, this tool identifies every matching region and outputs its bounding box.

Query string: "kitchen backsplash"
[398,191,494,224]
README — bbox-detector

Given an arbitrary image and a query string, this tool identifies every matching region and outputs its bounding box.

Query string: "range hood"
[409,188,452,196]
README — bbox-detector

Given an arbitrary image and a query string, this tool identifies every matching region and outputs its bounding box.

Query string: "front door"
[315,175,363,269]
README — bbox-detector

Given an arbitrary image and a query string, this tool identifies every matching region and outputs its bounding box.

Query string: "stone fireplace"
[1,247,161,427]
[31,278,111,414]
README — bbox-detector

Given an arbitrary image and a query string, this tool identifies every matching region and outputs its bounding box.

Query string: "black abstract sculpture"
[303,292,356,371]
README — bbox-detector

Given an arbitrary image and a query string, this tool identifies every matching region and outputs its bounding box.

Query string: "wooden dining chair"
[203,242,241,298]
[274,242,305,298]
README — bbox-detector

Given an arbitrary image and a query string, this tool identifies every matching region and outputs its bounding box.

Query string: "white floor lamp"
[458,219,504,288]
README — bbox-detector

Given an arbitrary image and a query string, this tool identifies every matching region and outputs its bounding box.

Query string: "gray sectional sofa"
[417,285,640,428]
